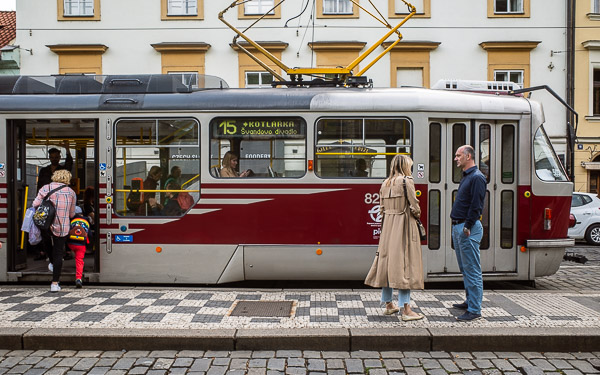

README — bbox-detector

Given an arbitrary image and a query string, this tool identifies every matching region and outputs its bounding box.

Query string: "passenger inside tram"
[350,158,369,177]
[137,166,163,216]
[221,151,251,178]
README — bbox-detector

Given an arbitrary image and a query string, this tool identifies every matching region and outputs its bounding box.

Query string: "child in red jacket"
[66,207,91,288]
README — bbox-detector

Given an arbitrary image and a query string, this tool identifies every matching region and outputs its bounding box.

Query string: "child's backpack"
[68,215,90,244]
[33,184,67,230]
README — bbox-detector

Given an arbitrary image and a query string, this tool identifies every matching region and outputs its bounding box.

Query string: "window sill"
[584,116,600,122]
[587,13,600,21]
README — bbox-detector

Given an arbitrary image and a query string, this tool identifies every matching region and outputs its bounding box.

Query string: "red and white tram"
[0,75,573,284]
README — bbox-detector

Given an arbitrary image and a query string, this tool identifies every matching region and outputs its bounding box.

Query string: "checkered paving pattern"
[0,288,599,329]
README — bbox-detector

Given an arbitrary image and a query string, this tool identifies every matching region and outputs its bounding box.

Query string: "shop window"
[210,117,306,178]
[115,118,200,217]
[315,118,412,178]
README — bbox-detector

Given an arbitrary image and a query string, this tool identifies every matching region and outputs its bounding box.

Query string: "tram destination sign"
[212,117,305,138]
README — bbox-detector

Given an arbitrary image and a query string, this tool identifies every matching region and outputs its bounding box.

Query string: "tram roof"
[0,76,533,115]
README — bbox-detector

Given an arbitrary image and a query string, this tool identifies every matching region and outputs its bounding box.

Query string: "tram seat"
[212,167,221,177]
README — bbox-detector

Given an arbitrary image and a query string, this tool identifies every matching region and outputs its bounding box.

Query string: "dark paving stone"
[0,297,31,304]
[310,301,336,308]
[170,306,202,314]
[486,295,533,316]
[433,294,464,301]
[416,301,445,309]
[203,300,233,308]
[335,295,361,301]
[131,313,166,322]
[48,297,82,305]
[285,295,311,301]
[362,301,382,308]
[295,307,310,317]
[152,299,181,306]
[100,298,131,306]
[136,293,164,299]
[367,315,400,322]
[185,293,213,300]
[191,314,223,323]
[485,316,518,322]
[88,292,117,298]
[337,308,367,316]
[115,306,146,313]
[424,315,457,322]
[14,312,54,321]
[61,305,95,312]
[250,318,281,323]
[7,303,43,311]
[566,296,600,312]
[0,291,22,297]
[72,313,110,322]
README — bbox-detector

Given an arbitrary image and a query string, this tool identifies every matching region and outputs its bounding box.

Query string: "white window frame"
[494,69,524,88]
[245,71,274,88]
[64,0,94,16]
[494,0,524,14]
[167,0,198,16]
[323,0,353,14]
[244,0,275,15]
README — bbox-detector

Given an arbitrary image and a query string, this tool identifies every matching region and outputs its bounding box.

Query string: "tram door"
[427,120,517,275]
[7,120,28,271]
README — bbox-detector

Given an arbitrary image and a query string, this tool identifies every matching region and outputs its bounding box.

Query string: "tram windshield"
[533,126,568,182]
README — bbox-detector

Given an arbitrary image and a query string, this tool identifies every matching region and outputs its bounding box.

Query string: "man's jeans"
[452,221,483,315]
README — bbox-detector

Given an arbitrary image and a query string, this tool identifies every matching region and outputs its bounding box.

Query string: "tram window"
[452,123,466,183]
[210,117,306,178]
[533,126,568,182]
[501,190,514,248]
[429,123,441,183]
[315,117,412,178]
[479,124,491,183]
[428,190,441,250]
[501,125,515,184]
[114,118,200,217]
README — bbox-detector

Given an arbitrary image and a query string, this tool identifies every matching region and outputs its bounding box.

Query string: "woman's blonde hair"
[222,151,237,170]
[385,154,413,185]
[51,169,72,184]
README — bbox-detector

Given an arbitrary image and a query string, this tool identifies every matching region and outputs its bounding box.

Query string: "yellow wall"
[236,46,285,87]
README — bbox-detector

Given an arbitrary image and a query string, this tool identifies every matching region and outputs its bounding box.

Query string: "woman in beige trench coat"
[364,154,424,321]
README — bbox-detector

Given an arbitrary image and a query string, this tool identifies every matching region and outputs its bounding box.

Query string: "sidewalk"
[1,285,599,352]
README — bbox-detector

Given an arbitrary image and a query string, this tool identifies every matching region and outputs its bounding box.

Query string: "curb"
[2,327,600,352]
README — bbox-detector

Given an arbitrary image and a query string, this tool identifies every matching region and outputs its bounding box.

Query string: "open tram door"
[5,118,99,282]
[427,119,518,277]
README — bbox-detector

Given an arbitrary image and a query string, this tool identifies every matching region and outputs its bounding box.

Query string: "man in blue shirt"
[450,145,487,321]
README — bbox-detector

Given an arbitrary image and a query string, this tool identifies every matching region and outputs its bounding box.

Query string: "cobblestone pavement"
[0,349,599,375]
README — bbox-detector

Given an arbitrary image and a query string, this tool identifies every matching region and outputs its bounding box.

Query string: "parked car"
[568,192,600,245]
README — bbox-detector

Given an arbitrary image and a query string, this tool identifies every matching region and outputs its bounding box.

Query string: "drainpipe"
[566,0,576,181]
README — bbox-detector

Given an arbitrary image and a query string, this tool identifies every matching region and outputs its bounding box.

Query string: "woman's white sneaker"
[50,283,61,293]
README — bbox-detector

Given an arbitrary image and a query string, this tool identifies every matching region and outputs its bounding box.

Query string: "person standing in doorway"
[450,145,487,321]
[34,142,73,262]
[365,154,424,321]
[33,169,77,292]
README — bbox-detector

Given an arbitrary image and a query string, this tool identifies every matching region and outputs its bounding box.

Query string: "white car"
[569,192,600,246]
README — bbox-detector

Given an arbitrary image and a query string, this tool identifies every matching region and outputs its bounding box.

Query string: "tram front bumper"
[524,238,574,278]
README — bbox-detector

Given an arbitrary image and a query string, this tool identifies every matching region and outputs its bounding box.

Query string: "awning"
[581,162,600,170]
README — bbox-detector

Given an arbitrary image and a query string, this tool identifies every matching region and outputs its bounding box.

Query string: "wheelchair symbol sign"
[99,163,107,171]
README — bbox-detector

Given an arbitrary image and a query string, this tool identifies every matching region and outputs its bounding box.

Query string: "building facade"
[15,0,569,158]
[573,0,600,193]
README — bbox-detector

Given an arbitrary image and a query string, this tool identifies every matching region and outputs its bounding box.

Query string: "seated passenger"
[148,182,190,216]
[164,166,182,189]
[351,158,369,177]
[221,151,250,178]
[137,166,163,216]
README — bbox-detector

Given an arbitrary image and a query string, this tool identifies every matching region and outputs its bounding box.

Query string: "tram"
[0,74,574,284]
